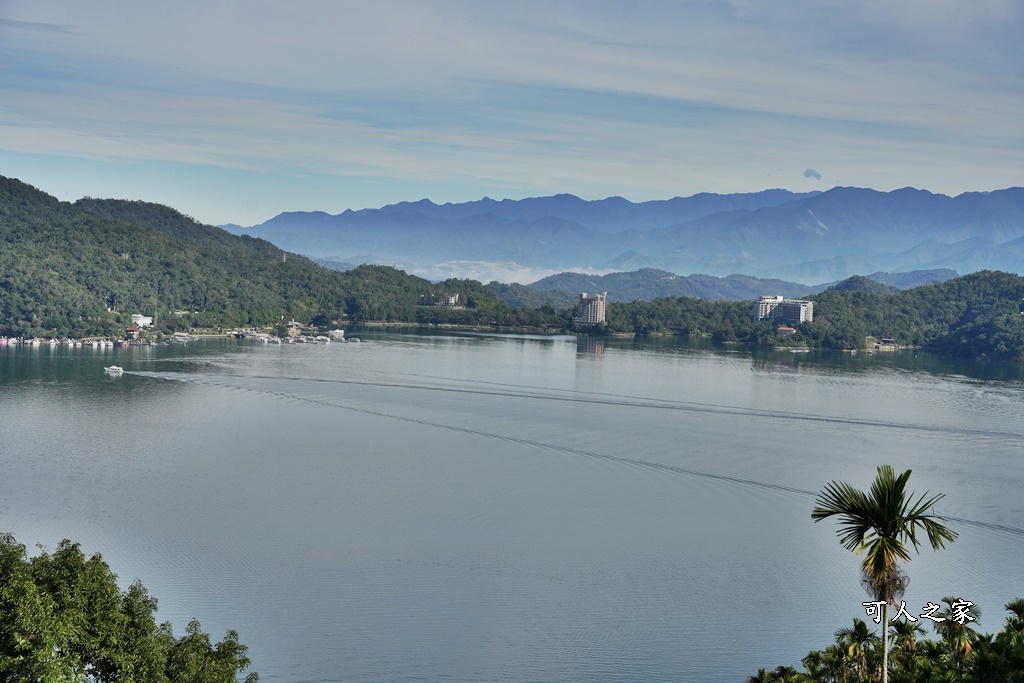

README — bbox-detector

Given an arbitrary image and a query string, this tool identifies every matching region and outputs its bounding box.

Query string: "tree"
[811,466,957,683]
[888,618,927,676]
[0,533,257,683]
[835,618,879,683]
[933,596,981,672]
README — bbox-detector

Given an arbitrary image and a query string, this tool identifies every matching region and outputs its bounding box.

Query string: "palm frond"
[813,465,957,606]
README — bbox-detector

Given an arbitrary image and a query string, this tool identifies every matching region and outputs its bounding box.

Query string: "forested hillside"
[603,271,1024,361]
[0,176,545,338]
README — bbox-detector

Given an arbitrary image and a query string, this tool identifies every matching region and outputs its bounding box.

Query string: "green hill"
[485,282,579,309]
[602,270,1024,360]
[825,275,898,294]
[0,176,528,338]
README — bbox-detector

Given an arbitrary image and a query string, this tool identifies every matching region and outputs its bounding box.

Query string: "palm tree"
[812,465,958,683]
[800,650,827,683]
[972,603,1024,683]
[821,644,850,683]
[889,618,927,674]
[1002,598,1024,641]
[835,618,879,683]
[772,664,805,682]
[935,595,981,671]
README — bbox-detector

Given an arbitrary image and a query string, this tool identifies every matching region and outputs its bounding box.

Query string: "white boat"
[104,365,124,375]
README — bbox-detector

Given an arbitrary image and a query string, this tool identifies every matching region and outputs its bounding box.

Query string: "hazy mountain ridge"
[369,189,820,233]
[225,187,1024,283]
[524,268,958,303]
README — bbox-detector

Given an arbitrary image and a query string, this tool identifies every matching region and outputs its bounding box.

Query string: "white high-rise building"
[755,296,814,324]
[574,292,607,325]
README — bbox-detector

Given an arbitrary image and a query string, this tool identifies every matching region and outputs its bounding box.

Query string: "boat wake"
[135,369,1024,540]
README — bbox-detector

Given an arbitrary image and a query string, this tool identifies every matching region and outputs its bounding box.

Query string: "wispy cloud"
[1,0,1022,224]
[0,17,74,33]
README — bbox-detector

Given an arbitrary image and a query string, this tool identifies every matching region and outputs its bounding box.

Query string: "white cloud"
[383,259,614,285]
[1,0,1022,223]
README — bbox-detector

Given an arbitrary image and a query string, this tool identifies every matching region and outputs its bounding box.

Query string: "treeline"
[750,599,1024,682]
[601,271,1024,361]
[0,533,256,683]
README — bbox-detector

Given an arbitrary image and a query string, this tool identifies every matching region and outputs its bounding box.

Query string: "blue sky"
[1,0,1022,226]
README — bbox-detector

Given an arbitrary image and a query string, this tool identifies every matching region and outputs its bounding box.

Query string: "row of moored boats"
[257,335,358,344]
[254,330,359,344]
[0,337,132,347]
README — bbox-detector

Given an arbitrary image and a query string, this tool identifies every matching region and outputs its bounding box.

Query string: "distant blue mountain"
[222,187,1024,283]
[368,189,818,233]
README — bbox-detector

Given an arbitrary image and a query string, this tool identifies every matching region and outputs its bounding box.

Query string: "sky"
[1,0,1022,227]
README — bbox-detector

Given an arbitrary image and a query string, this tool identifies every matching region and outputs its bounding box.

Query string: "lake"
[2,333,1024,682]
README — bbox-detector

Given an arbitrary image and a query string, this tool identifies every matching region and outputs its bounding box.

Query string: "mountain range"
[523,268,957,303]
[223,187,1024,284]
[5,174,1024,361]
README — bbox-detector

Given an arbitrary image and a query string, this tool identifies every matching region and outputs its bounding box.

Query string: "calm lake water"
[2,333,1024,682]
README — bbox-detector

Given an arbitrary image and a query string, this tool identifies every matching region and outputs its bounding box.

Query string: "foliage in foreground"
[0,532,256,683]
[812,465,957,683]
[749,597,1024,682]
[754,466,1019,682]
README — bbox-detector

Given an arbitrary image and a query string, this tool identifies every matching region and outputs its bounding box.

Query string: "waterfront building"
[574,292,607,325]
[755,296,814,324]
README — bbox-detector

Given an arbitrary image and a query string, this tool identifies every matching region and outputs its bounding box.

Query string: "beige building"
[574,292,607,325]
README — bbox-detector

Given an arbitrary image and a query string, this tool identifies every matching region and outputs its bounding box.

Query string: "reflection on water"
[576,336,604,356]
[3,334,1024,683]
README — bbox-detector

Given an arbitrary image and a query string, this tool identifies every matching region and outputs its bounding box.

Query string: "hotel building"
[574,292,607,325]
[755,295,814,325]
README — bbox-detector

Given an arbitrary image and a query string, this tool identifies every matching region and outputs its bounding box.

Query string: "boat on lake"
[104,365,124,375]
